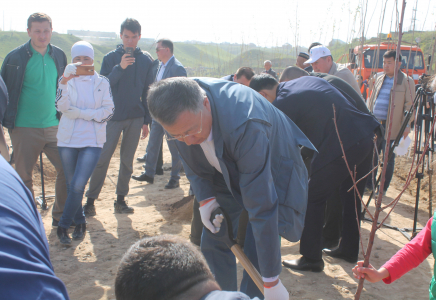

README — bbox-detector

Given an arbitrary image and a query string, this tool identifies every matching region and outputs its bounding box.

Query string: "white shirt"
[57,76,102,148]
[200,128,222,173]
[155,56,174,82]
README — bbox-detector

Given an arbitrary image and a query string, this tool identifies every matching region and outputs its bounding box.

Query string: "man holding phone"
[84,18,154,216]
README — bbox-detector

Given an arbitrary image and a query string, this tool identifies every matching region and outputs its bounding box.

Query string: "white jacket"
[55,72,114,145]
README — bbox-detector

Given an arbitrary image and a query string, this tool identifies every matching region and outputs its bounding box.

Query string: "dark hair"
[157,38,174,54]
[235,67,255,80]
[120,18,141,35]
[308,42,322,51]
[383,50,402,62]
[27,12,52,29]
[115,235,214,300]
[249,74,279,92]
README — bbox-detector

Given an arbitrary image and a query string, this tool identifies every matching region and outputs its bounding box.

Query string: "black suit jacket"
[273,76,380,174]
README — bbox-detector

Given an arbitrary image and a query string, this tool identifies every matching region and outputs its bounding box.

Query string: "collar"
[161,55,174,67]
[205,127,213,142]
[28,41,50,56]
[328,62,337,74]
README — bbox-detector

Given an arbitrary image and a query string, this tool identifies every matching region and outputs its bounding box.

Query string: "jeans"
[58,147,102,229]
[200,172,263,299]
[144,119,182,181]
[366,128,395,192]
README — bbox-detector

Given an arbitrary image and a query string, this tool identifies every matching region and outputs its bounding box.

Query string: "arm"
[181,158,216,203]
[352,217,433,284]
[55,81,71,112]
[173,65,188,77]
[78,80,114,123]
[404,77,416,126]
[233,121,281,278]
[0,76,8,122]
[100,54,125,86]
[141,60,154,125]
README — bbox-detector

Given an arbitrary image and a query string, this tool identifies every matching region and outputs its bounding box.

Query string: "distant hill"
[0,30,434,77]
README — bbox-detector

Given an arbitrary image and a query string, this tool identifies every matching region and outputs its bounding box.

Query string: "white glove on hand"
[264,280,289,300]
[199,198,221,233]
[63,107,81,120]
[63,62,82,77]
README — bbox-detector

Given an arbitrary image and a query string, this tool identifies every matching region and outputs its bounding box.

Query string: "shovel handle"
[230,244,264,295]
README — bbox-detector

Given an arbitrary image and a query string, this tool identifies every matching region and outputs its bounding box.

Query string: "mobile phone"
[75,65,94,76]
[126,47,134,58]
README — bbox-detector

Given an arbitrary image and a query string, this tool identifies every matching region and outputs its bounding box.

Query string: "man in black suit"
[250,74,380,271]
[132,39,187,189]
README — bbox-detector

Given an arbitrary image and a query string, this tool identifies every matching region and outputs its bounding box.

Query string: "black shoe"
[142,164,164,175]
[83,204,96,217]
[282,256,324,272]
[52,218,76,228]
[57,227,72,245]
[137,155,146,162]
[72,223,86,240]
[322,238,340,250]
[114,201,134,214]
[165,179,180,189]
[322,246,358,263]
[131,172,154,183]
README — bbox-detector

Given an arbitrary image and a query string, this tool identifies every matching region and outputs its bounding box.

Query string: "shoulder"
[103,49,119,60]
[3,42,27,62]
[50,44,66,56]
[140,50,154,61]
[97,73,111,87]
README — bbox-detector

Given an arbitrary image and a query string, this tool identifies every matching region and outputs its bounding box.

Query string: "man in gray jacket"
[147,77,314,299]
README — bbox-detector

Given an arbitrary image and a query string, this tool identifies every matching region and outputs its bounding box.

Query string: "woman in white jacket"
[55,41,114,244]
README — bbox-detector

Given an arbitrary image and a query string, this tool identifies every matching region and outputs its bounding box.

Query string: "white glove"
[63,62,82,77]
[199,198,221,233]
[264,279,289,300]
[62,107,81,120]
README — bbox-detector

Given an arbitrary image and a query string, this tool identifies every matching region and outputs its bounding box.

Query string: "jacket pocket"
[275,156,308,242]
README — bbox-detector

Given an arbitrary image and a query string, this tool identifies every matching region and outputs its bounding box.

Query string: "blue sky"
[2,0,435,47]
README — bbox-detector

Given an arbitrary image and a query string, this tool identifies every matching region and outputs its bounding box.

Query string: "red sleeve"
[382,217,433,284]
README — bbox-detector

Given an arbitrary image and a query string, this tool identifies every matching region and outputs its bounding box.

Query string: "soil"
[3,127,435,300]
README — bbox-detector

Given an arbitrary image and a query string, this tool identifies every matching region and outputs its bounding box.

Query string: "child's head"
[115,235,218,300]
[71,41,94,65]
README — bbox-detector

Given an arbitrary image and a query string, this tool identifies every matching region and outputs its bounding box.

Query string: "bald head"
[279,66,310,83]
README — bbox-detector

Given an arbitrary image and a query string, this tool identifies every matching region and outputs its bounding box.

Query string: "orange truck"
[345,41,428,98]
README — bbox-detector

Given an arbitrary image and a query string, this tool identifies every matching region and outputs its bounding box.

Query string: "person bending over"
[55,41,114,244]
[115,235,260,300]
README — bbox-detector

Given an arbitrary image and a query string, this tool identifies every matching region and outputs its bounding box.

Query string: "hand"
[120,53,135,69]
[62,107,81,120]
[198,198,220,233]
[141,125,149,140]
[403,127,411,139]
[61,62,81,84]
[264,279,289,300]
[352,261,389,283]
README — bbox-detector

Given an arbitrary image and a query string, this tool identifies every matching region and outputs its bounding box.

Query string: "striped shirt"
[373,76,394,121]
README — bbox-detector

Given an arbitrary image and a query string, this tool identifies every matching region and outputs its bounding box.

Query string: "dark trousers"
[366,138,395,192]
[150,123,164,172]
[300,134,374,260]
[322,189,342,243]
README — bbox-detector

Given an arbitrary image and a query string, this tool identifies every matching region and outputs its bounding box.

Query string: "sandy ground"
[4,127,435,300]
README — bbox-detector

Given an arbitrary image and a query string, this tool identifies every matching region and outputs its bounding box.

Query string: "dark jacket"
[0,40,67,129]
[152,56,187,81]
[0,76,8,123]
[310,72,371,114]
[274,76,380,175]
[304,65,313,72]
[221,74,234,81]
[100,44,154,124]
[262,68,278,79]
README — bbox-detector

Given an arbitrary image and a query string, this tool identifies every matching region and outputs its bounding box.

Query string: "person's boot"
[114,196,134,214]
[282,256,324,272]
[57,227,71,245]
[165,179,180,189]
[83,204,96,217]
[72,223,86,240]
[131,172,154,183]
[322,246,358,263]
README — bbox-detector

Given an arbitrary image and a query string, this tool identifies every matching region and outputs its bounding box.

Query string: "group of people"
[0,11,434,300]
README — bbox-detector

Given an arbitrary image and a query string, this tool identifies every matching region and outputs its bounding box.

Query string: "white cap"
[71,41,94,61]
[305,45,331,64]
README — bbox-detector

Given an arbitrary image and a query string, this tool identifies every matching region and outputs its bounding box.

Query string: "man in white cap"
[306,45,362,95]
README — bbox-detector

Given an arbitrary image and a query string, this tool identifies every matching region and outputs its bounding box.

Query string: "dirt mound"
[168,195,194,222]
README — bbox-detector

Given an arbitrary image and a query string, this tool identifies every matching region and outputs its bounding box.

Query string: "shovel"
[208,207,264,295]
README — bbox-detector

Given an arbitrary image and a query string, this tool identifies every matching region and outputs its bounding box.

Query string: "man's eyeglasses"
[155,47,167,52]
[165,111,203,141]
